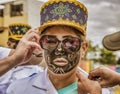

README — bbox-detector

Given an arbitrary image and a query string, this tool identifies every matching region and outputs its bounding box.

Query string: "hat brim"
[9,36,22,41]
[39,20,86,36]
[102,31,120,51]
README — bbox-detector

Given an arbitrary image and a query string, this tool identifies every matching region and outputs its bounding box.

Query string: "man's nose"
[55,43,65,56]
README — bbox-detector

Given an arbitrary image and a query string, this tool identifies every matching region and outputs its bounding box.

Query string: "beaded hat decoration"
[39,0,88,36]
[9,23,31,40]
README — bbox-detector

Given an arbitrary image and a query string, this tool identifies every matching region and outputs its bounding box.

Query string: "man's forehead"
[42,25,81,33]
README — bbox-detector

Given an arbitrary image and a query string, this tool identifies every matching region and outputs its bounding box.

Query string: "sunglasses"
[40,35,83,53]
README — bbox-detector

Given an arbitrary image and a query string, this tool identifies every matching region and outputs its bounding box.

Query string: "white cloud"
[37,0,48,2]
[0,5,5,9]
[0,0,15,4]
[99,1,112,7]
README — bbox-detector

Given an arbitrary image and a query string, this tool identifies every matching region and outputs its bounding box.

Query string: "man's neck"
[48,69,78,90]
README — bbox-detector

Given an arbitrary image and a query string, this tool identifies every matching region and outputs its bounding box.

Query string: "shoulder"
[0,47,11,52]
[11,65,44,79]
[7,76,30,88]
[7,71,46,94]
[0,47,11,59]
[7,74,36,94]
[102,88,111,94]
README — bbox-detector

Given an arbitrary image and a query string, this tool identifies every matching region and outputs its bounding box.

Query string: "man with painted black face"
[40,26,85,74]
[7,0,103,94]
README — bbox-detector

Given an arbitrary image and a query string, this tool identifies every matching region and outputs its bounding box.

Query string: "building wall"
[0,0,44,46]
[27,0,43,28]
[0,0,29,47]
[0,17,3,26]
[0,29,8,47]
[4,14,28,26]
[4,0,28,26]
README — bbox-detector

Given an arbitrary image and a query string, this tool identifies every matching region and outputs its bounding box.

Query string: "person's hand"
[77,72,101,94]
[88,66,120,87]
[11,29,42,65]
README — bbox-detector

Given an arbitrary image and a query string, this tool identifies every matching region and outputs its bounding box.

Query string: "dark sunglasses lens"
[40,35,82,53]
[63,37,81,52]
[40,35,58,50]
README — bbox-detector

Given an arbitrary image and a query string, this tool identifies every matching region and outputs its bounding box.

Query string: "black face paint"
[40,25,86,74]
[44,43,81,74]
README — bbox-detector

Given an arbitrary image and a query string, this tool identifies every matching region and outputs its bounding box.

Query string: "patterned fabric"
[39,0,88,36]
[41,2,87,26]
[9,23,31,40]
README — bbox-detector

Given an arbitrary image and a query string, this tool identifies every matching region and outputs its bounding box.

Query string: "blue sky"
[80,0,120,57]
[80,0,120,46]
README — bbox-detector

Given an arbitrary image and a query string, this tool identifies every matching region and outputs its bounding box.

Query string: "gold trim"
[8,23,31,40]
[40,0,88,15]
[9,23,31,28]
[39,17,87,36]
[8,28,13,36]
[8,35,24,41]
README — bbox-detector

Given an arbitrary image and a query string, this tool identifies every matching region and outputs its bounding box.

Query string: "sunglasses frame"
[39,35,83,52]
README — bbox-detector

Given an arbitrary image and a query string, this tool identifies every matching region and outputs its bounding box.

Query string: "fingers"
[22,29,40,43]
[77,71,102,94]
[12,28,42,66]
[88,67,107,87]
[27,41,42,50]
[76,72,87,83]
[77,72,87,94]
[88,67,103,80]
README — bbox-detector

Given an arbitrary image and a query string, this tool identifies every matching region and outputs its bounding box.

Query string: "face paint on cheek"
[44,50,57,72]
[66,51,80,71]
[44,48,81,74]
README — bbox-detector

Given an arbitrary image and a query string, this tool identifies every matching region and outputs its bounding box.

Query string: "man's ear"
[7,41,11,47]
[81,41,88,58]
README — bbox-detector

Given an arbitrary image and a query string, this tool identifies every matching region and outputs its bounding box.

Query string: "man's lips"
[53,58,68,66]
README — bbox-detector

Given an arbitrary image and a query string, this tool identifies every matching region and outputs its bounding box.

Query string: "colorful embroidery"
[41,2,87,25]
[21,27,28,33]
[39,0,88,36]
[50,2,72,18]
[9,24,31,40]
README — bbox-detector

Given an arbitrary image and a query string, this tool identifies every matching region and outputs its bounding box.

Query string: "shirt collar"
[32,68,48,90]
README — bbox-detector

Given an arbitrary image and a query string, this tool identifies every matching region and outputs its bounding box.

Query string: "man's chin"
[48,66,76,76]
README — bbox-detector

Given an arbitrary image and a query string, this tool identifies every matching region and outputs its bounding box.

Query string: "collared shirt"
[0,47,11,59]
[0,65,43,94]
[7,68,111,94]
[58,82,78,94]
[7,68,57,94]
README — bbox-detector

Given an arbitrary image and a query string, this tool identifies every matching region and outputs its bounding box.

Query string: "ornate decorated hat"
[39,0,88,36]
[102,31,120,51]
[8,23,31,40]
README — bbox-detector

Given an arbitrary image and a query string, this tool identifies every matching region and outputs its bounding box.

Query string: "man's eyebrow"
[63,35,79,38]
[63,35,73,38]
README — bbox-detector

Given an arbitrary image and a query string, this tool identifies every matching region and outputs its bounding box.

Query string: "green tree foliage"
[86,41,117,65]
[99,48,117,65]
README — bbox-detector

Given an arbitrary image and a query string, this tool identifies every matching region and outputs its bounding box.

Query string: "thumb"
[76,72,87,82]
